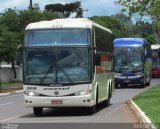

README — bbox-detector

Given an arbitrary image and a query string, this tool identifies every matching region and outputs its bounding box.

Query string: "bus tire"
[104,87,111,107]
[141,83,146,88]
[115,83,118,89]
[146,81,150,86]
[33,107,43,116]
[88,105,96,114]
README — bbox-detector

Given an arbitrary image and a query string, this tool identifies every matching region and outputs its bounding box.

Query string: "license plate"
[124,80,130,83]
[51,100,63,104]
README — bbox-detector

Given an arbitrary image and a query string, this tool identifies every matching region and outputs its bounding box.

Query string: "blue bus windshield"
[114,47,143,72]
[25,29,90,46]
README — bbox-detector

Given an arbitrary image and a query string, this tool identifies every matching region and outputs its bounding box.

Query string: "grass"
[0,81,23,92]
[133,84,160,129]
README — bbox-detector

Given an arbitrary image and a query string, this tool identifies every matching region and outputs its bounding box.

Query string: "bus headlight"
[24,91,40,96]
[135,71,144,77]
[115,73,122,77]
[74,90,92,96]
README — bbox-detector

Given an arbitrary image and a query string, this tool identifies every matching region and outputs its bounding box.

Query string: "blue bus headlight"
[74,90,92,96]
[135,71,144,77]
[115,73,122,77]
[24,91,40,96]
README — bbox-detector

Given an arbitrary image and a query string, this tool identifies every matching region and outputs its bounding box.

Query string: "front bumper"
[115,74,144,84]
[24,94,95,108]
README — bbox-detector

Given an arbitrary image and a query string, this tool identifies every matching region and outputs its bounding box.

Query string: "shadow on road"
[115,84,150,89]
[20,102,111,118]
[115,78,160,89]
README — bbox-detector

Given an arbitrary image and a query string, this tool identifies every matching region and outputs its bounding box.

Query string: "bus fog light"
[87,99,90,102]
[24,91,40,96]
[74,90,91,96]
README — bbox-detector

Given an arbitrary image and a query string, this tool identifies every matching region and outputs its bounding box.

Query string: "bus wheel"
[115,83,118,89]
[104,88,111,107]
[33,107,43,116]
[146,82,150,86]
[104,97,110,107]
[141,83,146,88]
[88,105,96,114]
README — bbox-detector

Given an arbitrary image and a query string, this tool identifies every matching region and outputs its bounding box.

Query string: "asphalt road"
[0,78,160,129]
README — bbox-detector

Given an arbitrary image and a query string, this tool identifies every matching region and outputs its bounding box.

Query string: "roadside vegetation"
[0,81,22,93]
[133,84,160,129]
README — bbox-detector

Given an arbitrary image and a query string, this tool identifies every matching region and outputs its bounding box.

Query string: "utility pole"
[28,0,33,10]
[0,60,1,92]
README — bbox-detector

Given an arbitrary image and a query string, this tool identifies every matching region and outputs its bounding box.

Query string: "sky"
[0,0,121,18]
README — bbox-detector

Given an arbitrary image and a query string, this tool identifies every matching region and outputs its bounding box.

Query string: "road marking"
[0,116,20,123]
[0,102,14,107]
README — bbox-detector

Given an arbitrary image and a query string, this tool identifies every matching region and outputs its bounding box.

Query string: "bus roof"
[25,18,112,33]
[114,38,149,47]
[151,44,160,50]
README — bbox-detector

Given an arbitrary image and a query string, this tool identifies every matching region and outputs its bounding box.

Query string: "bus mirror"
[95,53,101,66]
[143,49,147,61]
[144,54,147,61]
[15,45,23,65]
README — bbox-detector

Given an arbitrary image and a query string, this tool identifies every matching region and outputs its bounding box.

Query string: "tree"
[0,8,60,80]
[18,10,59,33]
[45,1,83,18]
[0,27,21,78]
[112,13,133,36]
[0,9,21,79]
[133,22,154,35]
[134,33,156,45]
[116,0,160,41]
[90,16,128,38]
[113,13,133,27]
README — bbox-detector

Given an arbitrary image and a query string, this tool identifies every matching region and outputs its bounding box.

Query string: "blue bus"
[113,38,152,88]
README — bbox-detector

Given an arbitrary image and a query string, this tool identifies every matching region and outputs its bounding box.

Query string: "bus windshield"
[25,29,90,46]
[114,47,143,72]
[152,49,160,68]
[24,47,91,85]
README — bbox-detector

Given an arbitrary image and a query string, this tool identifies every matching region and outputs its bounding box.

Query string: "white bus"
[17,18,114,116]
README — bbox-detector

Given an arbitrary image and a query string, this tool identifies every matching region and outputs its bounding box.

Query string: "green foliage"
[90,16,128,38]
[116,0,160,39]
[133,84,160,128]
[0,8,60,79]
[18,10,59,32]
[0,9,59,62]
[45,1,83,18]
[134,33,156,45]
[89,15,157,43]
[0,28,21,62]
[0,9,20,32]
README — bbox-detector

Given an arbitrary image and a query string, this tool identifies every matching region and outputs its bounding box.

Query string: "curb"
[128,99,156,129]
[0,90,23,97]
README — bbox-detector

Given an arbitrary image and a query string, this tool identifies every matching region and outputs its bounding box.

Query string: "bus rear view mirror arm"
[95,53,101,66]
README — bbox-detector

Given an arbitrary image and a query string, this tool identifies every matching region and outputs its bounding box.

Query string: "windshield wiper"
[39,62,74,85]
[39,62,56,85]
[57,64,74,84]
